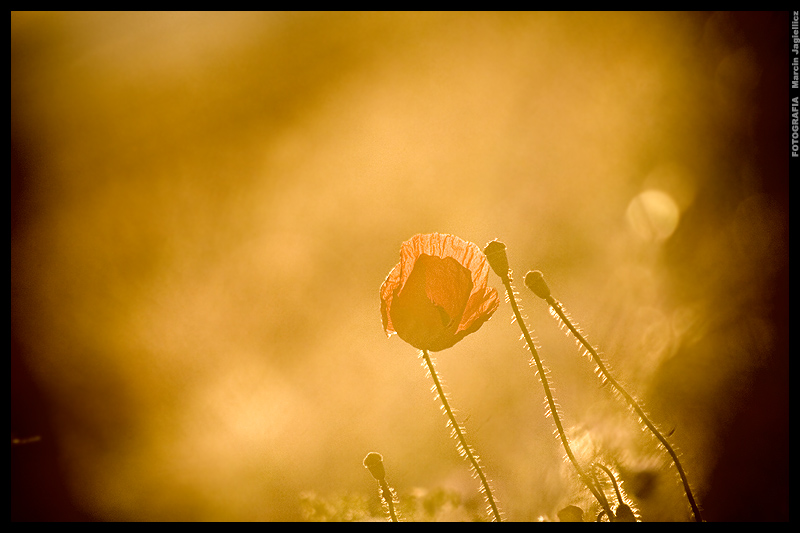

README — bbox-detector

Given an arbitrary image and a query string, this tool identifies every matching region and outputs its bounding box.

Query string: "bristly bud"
[483,240,510,280]
[557,505,585,522]
[363,452,386,481]
[524,270,551,300]
[614,504,637,522]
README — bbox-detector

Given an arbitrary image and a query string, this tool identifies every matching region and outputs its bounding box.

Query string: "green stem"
[421,349,502,522]
[500,277,613,519]
[546,296,703,522]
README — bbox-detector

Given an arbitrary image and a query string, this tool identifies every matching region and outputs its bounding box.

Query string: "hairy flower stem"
[363,452,399,522]
[593,463,637,522]
[421,349,502,522]
[526,270,703,522]
[497,276,614,519]
[594,463,624,508]
[379,480,399,522]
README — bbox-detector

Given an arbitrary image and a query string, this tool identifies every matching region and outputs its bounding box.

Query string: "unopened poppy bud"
[614,504,636,522]
[557,505,585,522]
[524,270,551,300]
[483,240,510,279]
[363,452,386,481]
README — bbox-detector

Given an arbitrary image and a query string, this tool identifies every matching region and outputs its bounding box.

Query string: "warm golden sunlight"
[11,11,789,522]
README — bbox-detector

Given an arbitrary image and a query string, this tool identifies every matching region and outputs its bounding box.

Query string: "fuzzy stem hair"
[499,275,614,519]
[421,349,502,522]
[531,274,703,522]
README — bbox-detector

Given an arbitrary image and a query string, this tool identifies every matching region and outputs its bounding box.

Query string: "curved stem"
[594,463,623,506]
[547,296,703,522]
[421,349,502,522]
[500,278,613,518]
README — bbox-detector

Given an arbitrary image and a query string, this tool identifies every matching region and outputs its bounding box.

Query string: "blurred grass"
[11,11,788,521]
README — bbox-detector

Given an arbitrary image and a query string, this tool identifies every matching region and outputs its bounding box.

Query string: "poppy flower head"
[380,233,500,352]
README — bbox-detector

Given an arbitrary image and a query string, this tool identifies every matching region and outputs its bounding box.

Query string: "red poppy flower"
[380,233,500,352]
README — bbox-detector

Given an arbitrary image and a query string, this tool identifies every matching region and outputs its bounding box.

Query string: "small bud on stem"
[363,452,386,481]
[363,452,399,521]
[484,244,613,518]
[483,240,510,280]
[524,270,552,301]
[531,273,703,522]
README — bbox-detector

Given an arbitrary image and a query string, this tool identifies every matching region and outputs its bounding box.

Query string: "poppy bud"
[557,505,585,522]
[363,452,386,481]
[524,270,551,300]
[483,240,510,280]
[614,504,637,522]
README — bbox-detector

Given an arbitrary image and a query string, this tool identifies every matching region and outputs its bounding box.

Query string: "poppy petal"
[380,261,403,335]
[458,287,500,335]
[418,254,473,329]
[390,257,451,350]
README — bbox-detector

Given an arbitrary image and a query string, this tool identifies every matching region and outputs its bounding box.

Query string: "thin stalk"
[525,270,703,522]
[379,480,399,522]
[363,452,400,522]
[499,277,614,519]
[594,463,637,522]
[595,463,624,506]
[421,349,502,522]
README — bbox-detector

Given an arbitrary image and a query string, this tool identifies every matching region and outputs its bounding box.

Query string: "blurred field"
[11,11,789,521]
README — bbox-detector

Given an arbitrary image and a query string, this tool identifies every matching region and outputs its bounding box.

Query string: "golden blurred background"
[11,11,789,521]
